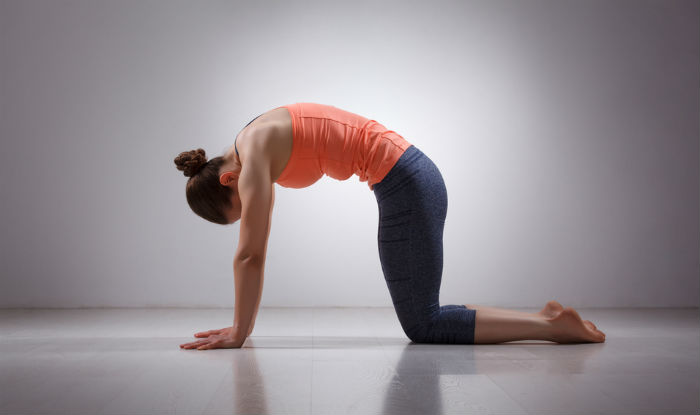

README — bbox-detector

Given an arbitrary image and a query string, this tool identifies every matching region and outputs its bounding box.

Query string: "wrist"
[230,327,247,342]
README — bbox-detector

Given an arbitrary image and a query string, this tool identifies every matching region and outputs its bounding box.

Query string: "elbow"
[234,253,264,266]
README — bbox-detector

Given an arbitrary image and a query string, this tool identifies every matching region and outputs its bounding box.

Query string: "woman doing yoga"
[175,102,606,350]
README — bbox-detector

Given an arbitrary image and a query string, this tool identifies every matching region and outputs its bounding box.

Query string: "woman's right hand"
[194,326,232,338]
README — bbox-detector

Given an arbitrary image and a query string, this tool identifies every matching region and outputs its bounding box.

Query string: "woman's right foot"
[548,307,606,343]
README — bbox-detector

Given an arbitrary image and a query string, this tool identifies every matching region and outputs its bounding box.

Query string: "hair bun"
[174,148,207,177]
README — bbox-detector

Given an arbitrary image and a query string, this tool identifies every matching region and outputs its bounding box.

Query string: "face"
[226,187,242,224]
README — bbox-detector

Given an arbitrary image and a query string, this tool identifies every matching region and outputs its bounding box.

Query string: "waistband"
[372,144,424,195]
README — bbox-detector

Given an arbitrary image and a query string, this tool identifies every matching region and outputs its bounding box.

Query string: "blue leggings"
[373,145,477,344]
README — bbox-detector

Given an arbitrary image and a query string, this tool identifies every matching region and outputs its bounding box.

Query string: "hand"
[180,327,245,350]
[191,325,254,338]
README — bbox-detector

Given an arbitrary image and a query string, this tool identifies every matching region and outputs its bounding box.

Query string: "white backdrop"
[1,0,698,308]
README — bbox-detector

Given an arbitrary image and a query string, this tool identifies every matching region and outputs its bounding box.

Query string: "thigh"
[375,147,448,333]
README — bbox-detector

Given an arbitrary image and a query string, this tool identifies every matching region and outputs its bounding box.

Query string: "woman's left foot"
[548,307,606,343]
[538,301,600,335]
[538,300,564,318]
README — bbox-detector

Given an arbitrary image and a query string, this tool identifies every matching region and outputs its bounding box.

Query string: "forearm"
[232,256,265,341]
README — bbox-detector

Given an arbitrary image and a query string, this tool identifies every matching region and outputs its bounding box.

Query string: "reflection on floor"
[1,307,698,414]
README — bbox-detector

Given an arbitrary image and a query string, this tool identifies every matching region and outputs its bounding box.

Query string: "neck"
[221,147,242,175]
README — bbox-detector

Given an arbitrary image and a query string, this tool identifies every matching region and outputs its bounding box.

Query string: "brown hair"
[174,148,232,225]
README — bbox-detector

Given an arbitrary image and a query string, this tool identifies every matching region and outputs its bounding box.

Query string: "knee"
[406,328,431,344]
[405,315,476,345]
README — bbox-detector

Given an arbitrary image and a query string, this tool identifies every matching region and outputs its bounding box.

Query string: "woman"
[175,102,606,350]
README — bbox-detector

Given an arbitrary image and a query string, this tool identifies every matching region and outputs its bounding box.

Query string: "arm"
[232,256,263,342]
[234,183,275,340]
[231,132,276,344]
[245,183,274,336]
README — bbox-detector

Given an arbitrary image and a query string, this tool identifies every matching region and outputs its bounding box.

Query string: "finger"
[195,329,222,338]
[198,340,220,350]
[181,340,208,349]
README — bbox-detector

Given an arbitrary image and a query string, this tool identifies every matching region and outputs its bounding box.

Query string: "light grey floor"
[0,307,698,415]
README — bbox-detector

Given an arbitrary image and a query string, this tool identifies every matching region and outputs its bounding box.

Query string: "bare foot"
[538,300,565,319]
[539,301,598,332]
[548,307,606,343]
[583,320,597,332]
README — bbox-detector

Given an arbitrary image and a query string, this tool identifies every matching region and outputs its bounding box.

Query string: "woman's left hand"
[180,333,245,350]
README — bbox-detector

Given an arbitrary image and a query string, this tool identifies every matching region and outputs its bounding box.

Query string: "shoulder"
[238,109,290,155]
[236,123,278,160]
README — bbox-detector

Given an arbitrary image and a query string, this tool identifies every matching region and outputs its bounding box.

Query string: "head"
[174,148,240,225]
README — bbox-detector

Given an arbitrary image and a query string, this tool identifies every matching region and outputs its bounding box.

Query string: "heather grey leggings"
[373,145,477,344]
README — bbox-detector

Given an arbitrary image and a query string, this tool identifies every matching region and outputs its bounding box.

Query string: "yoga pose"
[175,103,606,350]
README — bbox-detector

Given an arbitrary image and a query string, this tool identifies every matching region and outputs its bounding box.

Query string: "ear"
[219,171,238,186]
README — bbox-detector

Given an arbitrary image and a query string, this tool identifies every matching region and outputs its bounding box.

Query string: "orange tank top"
[273,103,412,191]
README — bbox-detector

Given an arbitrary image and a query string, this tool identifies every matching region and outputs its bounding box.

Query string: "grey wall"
[1,0,697,308]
